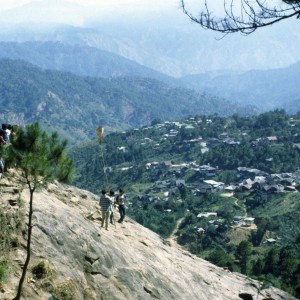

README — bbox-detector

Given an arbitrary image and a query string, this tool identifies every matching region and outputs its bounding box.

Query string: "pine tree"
[235,240,252,275]
[7,122,73,300]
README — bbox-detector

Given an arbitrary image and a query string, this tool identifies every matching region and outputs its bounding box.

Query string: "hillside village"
[101,114,300,245]
[1,112,300,298]
[67,111,300,297]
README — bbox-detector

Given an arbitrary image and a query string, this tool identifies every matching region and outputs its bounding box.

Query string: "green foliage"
[248,193,300,244]
[69,110,300,296]
[252,257,264,276]
[0,262,9,284]
[0,59,251,145]
[7,123,73,185]
[279,247,298,280]
[235,240,252,274]
[207,247,234,269]
[129,196,185,238]
[251,243,300,297]
[6,122,74,300]
[263,246,280,275]
[215,170,237,184]
[52,278,80,300]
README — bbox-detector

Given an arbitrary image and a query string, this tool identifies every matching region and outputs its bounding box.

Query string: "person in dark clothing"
[0,130,6,145]
[117,189,126,223]
[99,190,111,230]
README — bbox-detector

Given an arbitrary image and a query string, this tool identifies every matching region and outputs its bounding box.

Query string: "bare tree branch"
[180,0,300,34]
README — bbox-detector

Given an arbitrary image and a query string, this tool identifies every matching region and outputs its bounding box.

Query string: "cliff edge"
[0,170,297,300]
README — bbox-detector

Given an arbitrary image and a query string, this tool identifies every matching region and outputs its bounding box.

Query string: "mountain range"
[1,0,300,77]
[0,40,299,114]
[0,58,255,145]
[0,41,171,82]
[181,61,300,112]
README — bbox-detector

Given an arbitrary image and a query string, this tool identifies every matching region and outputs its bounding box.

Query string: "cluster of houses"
[119,118,300,171]
[118,118,300,246]
[117,118,300,195]
[147,161,300,197]
[138,159,299,232]
[133,117,296,151]
[196,214,256,230]
[122,119,300,213]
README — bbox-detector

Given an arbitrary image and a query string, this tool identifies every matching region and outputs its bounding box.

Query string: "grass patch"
[0,262,9,285]
[52,278,80,300]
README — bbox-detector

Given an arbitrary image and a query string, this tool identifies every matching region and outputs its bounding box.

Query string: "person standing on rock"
[116,189,126,223]
[99,190,111,230]
[109,190,116,225]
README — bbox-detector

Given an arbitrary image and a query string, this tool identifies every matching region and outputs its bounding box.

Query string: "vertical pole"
[99,144,109,191]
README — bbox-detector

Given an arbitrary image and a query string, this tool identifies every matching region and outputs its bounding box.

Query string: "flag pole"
[96,127,109,191]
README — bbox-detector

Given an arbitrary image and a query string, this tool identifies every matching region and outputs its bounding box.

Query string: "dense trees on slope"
[69,109,300,297]
[0,59,253,145]
[70,109,300,192]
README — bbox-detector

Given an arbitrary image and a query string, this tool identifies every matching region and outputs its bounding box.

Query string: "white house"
[197,212,217,218]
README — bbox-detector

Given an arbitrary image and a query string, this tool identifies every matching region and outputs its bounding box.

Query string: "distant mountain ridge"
[0,41,172,82]
[181,61,300,112]
[1,16,300,77]
[0,58,256,145]
[0,41,300,113]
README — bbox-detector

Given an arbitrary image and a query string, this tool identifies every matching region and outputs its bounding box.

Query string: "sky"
[0,0,178,12]
[0,0,298,75]
[0,0,32,11]
[0,0,242,29]
[0,0,183,25]
[0,0,288,26]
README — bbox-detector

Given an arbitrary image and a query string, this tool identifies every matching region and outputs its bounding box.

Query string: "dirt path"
[164,217,185,248]
[220,193,247,216]
[233,197,247,215]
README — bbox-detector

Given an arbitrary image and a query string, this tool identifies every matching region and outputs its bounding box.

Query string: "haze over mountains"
[0,0,299,138]
[181,61,300,112]
[0,39,299,114]
[0,41,172,82]
[1,0,300,76]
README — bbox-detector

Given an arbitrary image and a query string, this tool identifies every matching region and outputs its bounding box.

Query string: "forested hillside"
[0,58,256,144]
[69,110,300,297]
[2,42,300,114]
[0,41,171,81]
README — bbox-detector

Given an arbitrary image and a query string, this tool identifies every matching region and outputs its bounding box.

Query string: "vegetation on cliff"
[70,109,300,297]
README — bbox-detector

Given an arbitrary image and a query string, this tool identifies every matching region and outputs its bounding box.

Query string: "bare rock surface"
[0,171,297,300]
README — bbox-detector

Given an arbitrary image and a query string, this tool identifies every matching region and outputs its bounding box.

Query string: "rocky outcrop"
[0,171,297,300]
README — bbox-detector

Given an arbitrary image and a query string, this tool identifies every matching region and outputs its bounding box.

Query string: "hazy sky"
[0,0,184,25]
[0,0,178,12]
[0,0,297,75]
[0,0,231,28]
[0,0,32,11]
